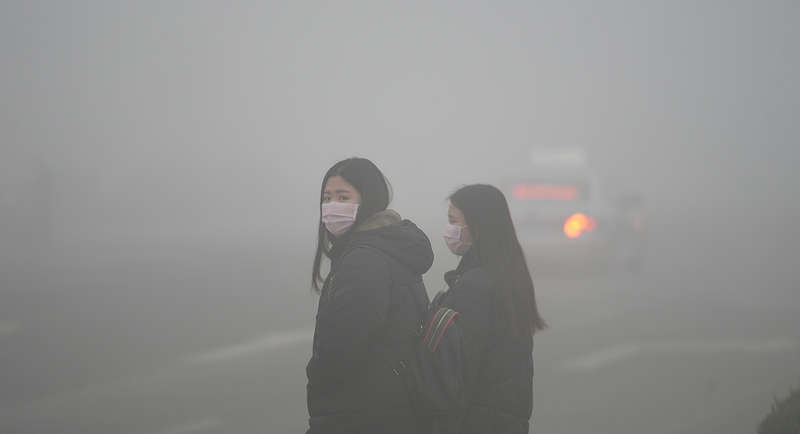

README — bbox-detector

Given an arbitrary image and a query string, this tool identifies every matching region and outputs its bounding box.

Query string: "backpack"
[359,245,466,418]
[393,281,466,418]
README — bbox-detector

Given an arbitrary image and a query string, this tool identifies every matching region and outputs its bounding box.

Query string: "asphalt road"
[1,238,798,434]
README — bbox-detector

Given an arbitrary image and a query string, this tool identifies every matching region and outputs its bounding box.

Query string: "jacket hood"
[339,209,434,276]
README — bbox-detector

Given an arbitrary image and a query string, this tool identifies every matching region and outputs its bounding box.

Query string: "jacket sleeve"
[311,247,392,385]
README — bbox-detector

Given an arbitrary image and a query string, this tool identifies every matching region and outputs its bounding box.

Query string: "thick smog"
[1,2,798,434]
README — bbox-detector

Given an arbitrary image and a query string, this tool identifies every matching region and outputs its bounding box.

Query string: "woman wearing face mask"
[437,184,546,434]
[306,158,434,434]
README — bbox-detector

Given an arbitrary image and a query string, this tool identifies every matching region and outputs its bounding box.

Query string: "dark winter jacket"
[437,249,534,434]
[306,210,434,434]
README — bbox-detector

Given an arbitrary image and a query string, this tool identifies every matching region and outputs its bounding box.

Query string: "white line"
[561,343,642,371]
[650,338,799,354]
[0,327,314,425]
[561,337,799,373]
[153,418,222,434]
[185,328,313,365]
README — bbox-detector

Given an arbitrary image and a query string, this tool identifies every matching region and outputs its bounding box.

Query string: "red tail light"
[564,213,596,239]
[512,184,578,200]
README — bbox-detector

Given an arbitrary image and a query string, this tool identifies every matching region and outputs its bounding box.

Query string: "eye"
[322,196,331,203]
[338,195,350,201]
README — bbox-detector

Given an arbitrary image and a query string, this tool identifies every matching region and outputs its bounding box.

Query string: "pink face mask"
[443,223,472,256]
[321,202,359,237]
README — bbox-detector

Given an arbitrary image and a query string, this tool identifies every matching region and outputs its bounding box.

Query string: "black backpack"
[360,245,466,419]
[394,281,466,417]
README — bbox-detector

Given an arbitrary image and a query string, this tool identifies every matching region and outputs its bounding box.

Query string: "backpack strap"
[423,307,459,352]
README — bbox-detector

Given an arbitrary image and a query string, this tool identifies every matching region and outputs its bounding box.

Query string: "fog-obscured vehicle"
[504,150,646,274]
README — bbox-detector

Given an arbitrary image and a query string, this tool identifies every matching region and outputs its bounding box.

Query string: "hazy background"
[1,1,798,433]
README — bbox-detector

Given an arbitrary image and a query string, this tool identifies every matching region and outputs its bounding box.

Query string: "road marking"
[562,343,641,371]
[1,327,313,422]
[650,337,799,354]
[153,418,222,434]
[185,328,313,365]
[0,321,20,337]
[561,338,799,372]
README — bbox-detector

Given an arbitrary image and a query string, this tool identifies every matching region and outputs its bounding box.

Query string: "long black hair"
[311,158,392,291]
[450,184,546,335]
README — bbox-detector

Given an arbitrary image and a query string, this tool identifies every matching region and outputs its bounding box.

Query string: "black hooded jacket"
[306,210,433,434]
[437,249,534,434]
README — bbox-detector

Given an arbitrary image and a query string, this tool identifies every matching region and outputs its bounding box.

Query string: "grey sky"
[2,1,798,267]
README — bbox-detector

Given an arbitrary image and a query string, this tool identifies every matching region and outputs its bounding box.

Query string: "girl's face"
[448,203,473,243]
[323,176,362,204]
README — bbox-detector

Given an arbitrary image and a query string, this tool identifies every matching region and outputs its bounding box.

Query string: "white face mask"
[443,223,472,256]
[321,202,359,237]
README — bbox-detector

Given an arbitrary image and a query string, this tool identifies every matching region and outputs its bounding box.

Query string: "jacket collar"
[445,247,480,287]
[354,209,402,232]
[329,209,401,261]
[456,247,480,272]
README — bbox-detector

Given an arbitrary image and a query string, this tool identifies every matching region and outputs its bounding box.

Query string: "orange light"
[564,213,596,239]
[633,216,644,232]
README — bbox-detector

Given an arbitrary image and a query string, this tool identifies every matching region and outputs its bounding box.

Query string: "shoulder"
[458,267,492,292]
[335,246,392,276]
[446,266,493,308]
